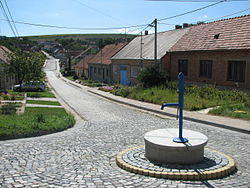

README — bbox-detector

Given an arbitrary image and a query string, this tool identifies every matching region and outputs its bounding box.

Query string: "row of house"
[0,46,15,90]
[75,15,250,90]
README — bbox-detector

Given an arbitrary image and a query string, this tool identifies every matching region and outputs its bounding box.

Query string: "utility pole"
[154,18,157,65]
[149,18,157,65]
[140,32,143,66]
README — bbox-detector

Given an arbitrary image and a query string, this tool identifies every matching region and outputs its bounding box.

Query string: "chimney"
[145,30,149,35]
[183,23,189,28]
[175,25,182,30]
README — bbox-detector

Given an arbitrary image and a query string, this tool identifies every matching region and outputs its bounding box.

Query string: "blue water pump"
[161,72,188,143]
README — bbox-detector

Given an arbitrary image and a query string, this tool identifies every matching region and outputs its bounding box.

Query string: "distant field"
[26,33,136,41]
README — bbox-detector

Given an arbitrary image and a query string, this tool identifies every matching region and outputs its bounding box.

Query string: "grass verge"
[111,84,250,111]
[8,89,56,98]
[0,107,75,140]
[209,103,250,120]
[65,77,106,87]
[26,100,61,106]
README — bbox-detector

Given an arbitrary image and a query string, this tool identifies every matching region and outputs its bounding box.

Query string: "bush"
[245,100,250,107]
[73,74,79,80]
[98,86,113,92]
[111,85,131,97]
[36,114,46,123]
[137,65,167,88]
[0,103,17,115]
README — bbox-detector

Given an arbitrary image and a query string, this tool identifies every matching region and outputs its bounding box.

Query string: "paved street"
[0,58,249,187]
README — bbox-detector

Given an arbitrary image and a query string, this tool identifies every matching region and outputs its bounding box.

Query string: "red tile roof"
[89,43,127,65]
[0,46,11,64]
[75,54,95,70]
[170,15,250,52]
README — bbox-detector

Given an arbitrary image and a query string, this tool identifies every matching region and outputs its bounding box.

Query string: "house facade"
[0,46,15,90]
[170,15,250,89]
[75,54,95,78]
[88,43,126,83]
[111,28,189,85]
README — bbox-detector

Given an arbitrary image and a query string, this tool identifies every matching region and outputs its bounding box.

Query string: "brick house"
[88,43,127,83]
[170,15,250,90]
[0,46,16,90]
[75,54,95,78]
[111,29,189,85]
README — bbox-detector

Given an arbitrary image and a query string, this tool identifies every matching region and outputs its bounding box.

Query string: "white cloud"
[197,15,209,20]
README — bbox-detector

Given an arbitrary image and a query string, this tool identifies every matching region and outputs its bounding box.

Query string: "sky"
[0,0,249,37]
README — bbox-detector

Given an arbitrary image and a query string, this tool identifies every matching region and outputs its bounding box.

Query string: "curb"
[88,90,250,135]
[60,77,250,135]
[116,146,237,181]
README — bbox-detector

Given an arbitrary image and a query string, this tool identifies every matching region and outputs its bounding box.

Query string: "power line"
[0,0,241,34]
[158,7,250,25]
[0,18,149,31]
[0,0,17,37]
[3,0,19,36]
[203,7,250,22]
[158,0,226,21]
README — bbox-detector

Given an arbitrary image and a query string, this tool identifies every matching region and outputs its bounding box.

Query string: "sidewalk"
[62,77,250,134]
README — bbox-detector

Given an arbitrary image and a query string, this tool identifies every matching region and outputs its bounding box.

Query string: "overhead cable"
[0,0,17,36]
[3,0,19,36]
[158,0,226,21]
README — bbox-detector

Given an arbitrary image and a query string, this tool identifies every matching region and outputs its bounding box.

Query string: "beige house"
[88,43,127,83]
[0,46,15,90]
[75,54,95,78]
[111,29,189,85]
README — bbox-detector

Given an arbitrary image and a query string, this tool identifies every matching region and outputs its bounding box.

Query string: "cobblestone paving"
[122,147,230,173]
[0,64,250,187]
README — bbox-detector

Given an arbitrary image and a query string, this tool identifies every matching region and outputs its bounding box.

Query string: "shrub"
[111,85,131,97]
[245,100,250,107]
[73,74,79,80]
[36,114,46,123]
[98,86,113,92]
[137,65,166,88]
[0,103,17,115]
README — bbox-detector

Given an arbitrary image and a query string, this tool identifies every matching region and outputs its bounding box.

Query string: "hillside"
[26,33,136,42]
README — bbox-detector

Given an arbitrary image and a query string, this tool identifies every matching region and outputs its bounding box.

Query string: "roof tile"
[170,15,250,51]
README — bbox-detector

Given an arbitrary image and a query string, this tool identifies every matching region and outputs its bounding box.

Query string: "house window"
[131,66,139,78]
[228,61,246,82]
[200,60,212,78]
[94,67,97,74]
[178,59,188,76]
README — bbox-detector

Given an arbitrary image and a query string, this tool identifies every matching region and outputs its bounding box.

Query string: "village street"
[0,58,249,188]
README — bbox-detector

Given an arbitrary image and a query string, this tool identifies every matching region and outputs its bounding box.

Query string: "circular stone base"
[144,129,208,164]
[116,146,236,180]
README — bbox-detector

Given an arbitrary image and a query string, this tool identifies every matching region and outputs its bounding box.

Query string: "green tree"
[137,65,167,88]
[9,50,46,87]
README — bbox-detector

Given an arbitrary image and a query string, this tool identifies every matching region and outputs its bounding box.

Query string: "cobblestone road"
[0,59,249,187]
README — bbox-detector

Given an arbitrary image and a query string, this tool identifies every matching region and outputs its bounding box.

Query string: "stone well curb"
[116,146,236,181]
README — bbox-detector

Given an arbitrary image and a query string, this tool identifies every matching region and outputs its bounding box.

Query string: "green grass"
[26,100,61,106]
[209,103,250,120]
[0,107,75,140]
[65,77,106,87]
[111,84,250,112]
[8,89,56,98]
[65,76,74,81]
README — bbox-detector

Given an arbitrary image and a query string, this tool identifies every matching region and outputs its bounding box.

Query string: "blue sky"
[0,0,249,37]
